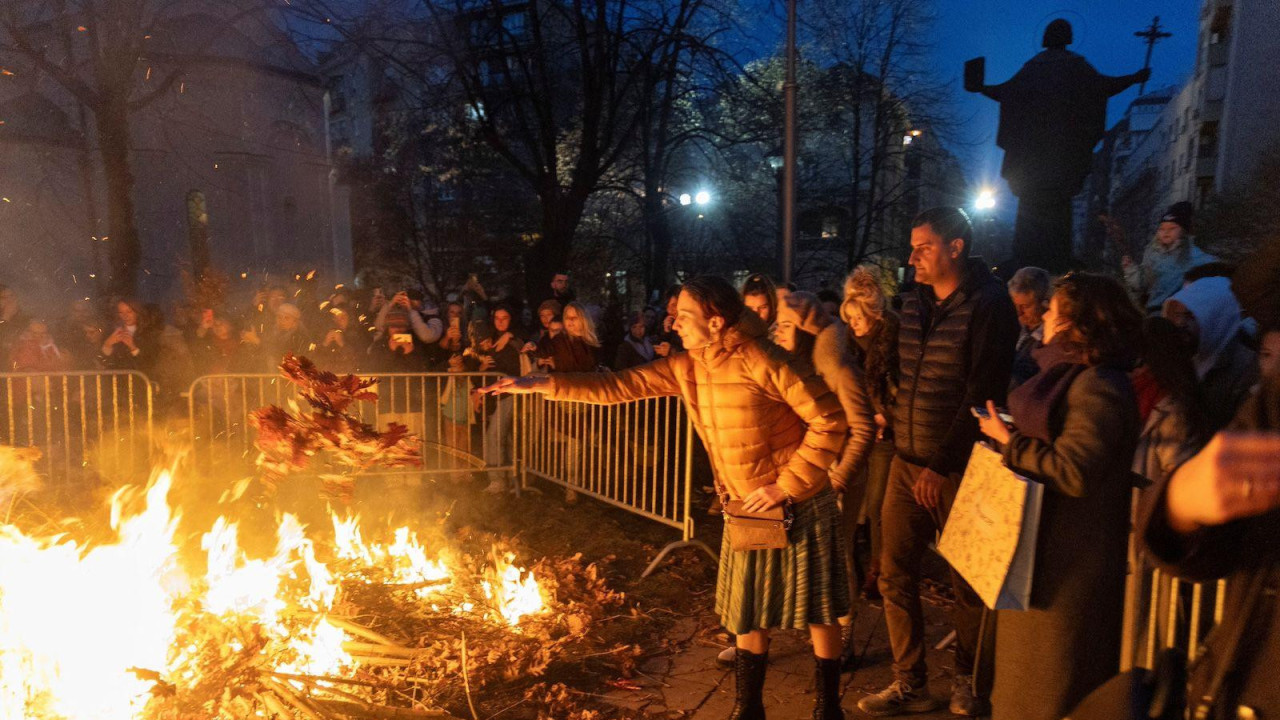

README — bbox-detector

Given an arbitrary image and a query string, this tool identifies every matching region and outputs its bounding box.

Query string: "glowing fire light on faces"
[0,471,546,719]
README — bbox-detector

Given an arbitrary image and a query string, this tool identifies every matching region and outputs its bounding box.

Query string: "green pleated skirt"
[715,487,850,635]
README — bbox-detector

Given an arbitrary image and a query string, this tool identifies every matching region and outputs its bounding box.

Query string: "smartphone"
[971,406,1015,424]
[392,333,413,345]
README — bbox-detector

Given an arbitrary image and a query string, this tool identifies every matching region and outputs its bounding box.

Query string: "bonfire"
[0,358,628,720]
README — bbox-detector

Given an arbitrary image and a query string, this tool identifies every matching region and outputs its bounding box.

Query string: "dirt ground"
[403,472,969,720]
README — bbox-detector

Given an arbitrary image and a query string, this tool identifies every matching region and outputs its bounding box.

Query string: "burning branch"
[250,354,422,501]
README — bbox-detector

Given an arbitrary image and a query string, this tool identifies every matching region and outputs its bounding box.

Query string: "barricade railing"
[516,393,716,576]
[187,373,512,480]
[0,371,154,489]
[1120,487,1226,672]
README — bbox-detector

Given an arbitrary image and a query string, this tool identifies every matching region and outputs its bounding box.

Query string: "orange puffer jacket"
[546,315,848,502]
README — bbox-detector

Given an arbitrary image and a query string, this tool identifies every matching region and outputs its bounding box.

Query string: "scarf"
[1007,339,1088,443]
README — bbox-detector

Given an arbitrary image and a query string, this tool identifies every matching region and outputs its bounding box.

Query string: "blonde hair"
[841,266,888,327]
[563,302,601,347]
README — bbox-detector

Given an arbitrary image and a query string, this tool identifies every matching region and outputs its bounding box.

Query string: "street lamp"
[679,193,692,206]
[975,188,997,211]
[694,190,711,206]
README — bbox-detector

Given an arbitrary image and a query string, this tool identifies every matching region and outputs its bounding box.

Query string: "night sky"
[930,0,1201,205]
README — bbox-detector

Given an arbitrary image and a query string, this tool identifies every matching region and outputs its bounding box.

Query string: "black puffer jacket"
[893,258,1019,476]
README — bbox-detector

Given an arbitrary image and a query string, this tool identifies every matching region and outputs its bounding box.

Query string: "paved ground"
[601,586,967,719]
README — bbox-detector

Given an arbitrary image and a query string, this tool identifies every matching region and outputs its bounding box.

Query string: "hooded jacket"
[1165,277,1258,432]
[777,292,875,491]
[894,258,1020,476]
[545,313,848,502]
[1125,237,1217,312]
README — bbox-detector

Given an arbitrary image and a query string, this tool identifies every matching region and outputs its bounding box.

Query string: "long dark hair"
[1051,272,1143,368]
[1140,315,1207,435]
[682,276,744,327]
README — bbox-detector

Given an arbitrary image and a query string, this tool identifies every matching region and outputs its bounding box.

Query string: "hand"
[393,292,410,307]
[913,468,949,509]
[478,375,552,395]
[741,483,788,513]
[977,400,1011,445]
[663,316,675,333]
[478,355,496,371]
[479,339,494,352]
[537,356,555,370]
[654,342,671,358]
[874,412,887,440]
[520,341,537,354]
[1164,432,1280,534]
[446,326,462,341]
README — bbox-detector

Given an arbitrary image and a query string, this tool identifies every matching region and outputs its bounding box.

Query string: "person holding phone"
[975,273,1142,720]
[369,289,442,371]
[100,298,160,372]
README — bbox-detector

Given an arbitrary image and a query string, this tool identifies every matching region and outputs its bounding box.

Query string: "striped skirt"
[715,487,850,635]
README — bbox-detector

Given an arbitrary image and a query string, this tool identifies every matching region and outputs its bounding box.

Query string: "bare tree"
[805,0,956,268]
[0,0,271,296]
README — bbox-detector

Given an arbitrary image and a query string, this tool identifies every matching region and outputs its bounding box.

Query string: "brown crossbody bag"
[717,474,793,552]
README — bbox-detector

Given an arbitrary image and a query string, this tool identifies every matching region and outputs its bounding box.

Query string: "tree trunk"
[524,191,585,302]
[643,188,673,297]
[95,93,141,298]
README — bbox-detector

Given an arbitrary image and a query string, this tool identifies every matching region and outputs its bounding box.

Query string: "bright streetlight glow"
[694,190,711,205]
[975,188,997,211]
[679,193,692,206]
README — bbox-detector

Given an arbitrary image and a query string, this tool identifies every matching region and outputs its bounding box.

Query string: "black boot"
[838,622,857,672]
[727,648,767,720]
[812,656,844,720]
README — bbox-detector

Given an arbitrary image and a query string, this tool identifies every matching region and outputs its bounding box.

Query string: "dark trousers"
[878,455,986,687]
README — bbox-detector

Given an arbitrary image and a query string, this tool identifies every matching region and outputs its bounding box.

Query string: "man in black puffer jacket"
[859,207,1020,718]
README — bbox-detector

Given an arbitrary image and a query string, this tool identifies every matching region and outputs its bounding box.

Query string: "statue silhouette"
[966,19,1150,273]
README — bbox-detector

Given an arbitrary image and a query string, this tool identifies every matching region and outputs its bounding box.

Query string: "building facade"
[0,10,351,306]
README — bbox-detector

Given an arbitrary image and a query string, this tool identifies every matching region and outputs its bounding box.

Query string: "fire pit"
[0,357,631,720]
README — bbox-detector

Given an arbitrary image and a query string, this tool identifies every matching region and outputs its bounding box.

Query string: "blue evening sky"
[930,1,1200,203]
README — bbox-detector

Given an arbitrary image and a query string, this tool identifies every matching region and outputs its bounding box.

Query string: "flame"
[483,552,544,627]
[0,469,547,719]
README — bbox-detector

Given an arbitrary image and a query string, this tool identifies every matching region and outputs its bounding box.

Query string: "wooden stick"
[461,631,479,720]
[263,677,333,720]
[347,656,412,668]
[323,616,409,648]
[257,690,297,720]
[312,699,460,720]
[342,642,421,658]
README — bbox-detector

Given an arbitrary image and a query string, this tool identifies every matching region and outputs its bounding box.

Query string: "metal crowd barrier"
[187,372,512,479]
[1120,487,1226,672]
[516,393,716,576]
[0,371,154,489]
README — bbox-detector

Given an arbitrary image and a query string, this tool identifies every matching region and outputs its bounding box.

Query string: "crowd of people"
[484,203,1280,720]
[4,199,1279,719]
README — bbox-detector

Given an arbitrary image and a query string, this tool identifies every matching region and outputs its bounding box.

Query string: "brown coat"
[547,315,848,502]
[778,291,875,491]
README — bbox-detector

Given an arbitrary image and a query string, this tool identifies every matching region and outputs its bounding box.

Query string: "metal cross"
[1134,16,1173,95]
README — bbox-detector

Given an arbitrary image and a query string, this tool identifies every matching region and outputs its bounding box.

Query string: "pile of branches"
[250,355,421,501]
[139,549,629,720]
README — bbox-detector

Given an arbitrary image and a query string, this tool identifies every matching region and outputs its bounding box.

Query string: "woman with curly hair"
[975,272,1142,720]
[841,266,900,600]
